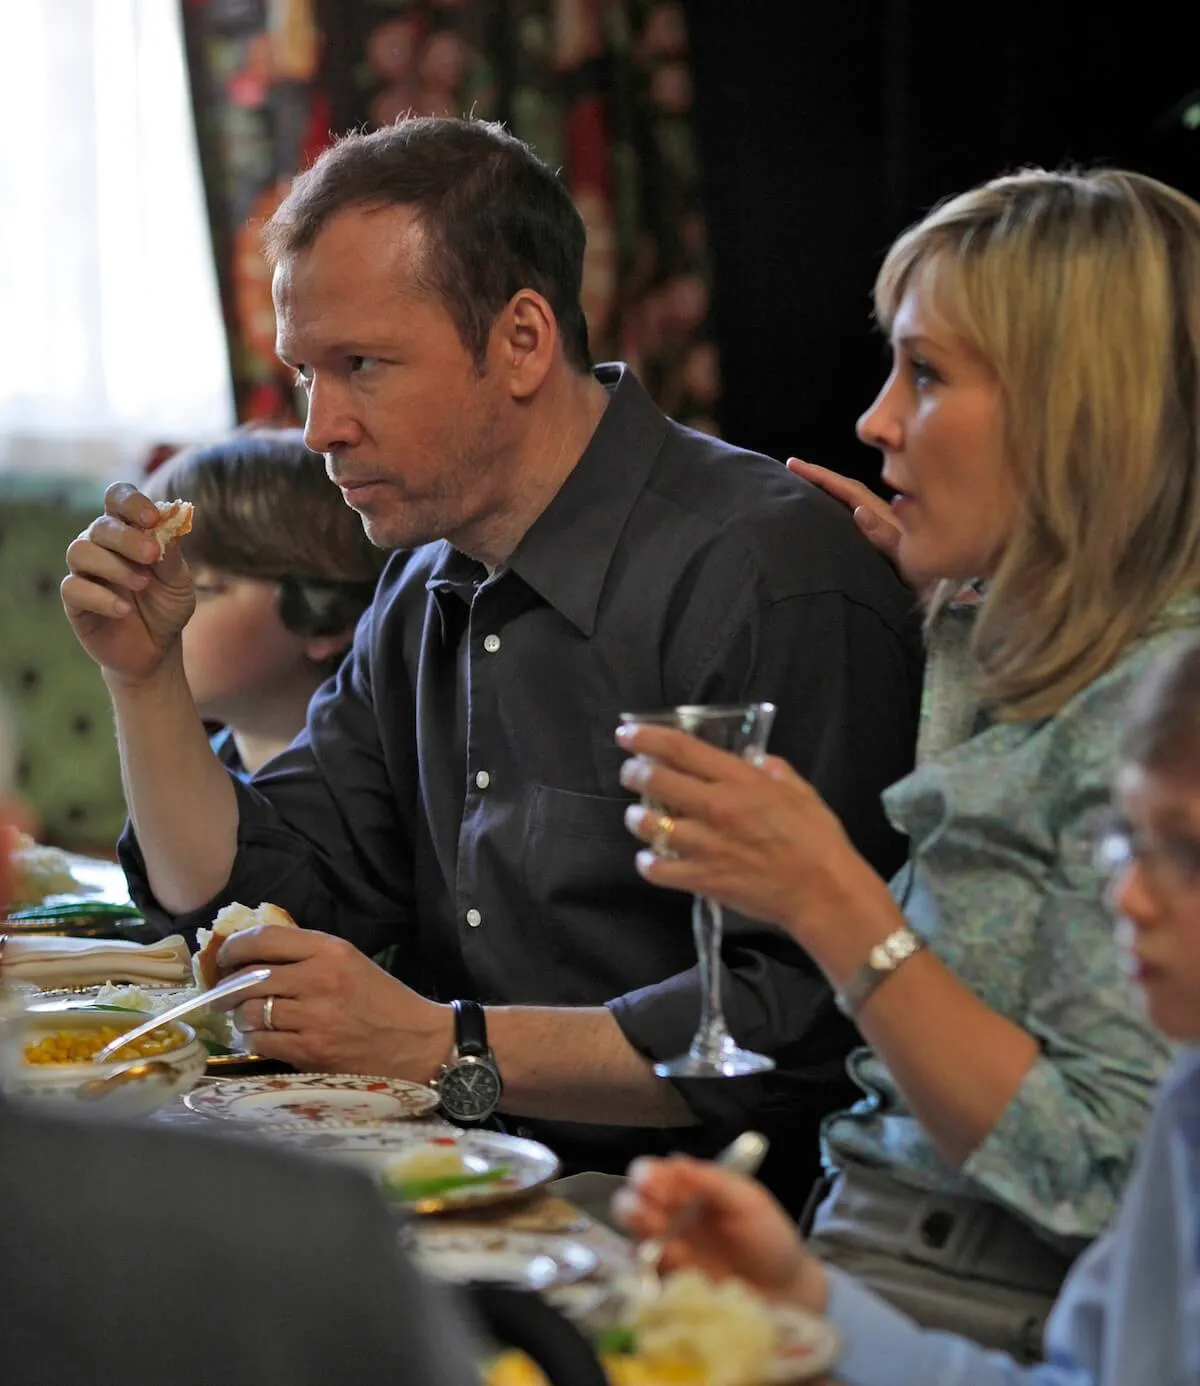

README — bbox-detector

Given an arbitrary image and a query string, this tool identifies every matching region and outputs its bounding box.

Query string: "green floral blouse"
[823,597,1200,1242]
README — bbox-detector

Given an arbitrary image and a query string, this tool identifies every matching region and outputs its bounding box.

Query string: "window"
[0,1,234,478]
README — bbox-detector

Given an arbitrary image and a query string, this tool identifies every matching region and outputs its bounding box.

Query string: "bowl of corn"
[9,1007,207,1115]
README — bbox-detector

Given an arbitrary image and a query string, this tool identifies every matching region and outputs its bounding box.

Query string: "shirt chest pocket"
[521,785,640,911]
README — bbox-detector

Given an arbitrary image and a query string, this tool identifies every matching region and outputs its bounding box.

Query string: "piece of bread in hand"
[193,901,298,990]
[151,499,194,559]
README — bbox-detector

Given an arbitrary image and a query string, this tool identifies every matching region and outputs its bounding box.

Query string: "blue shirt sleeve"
[824,1270,1093,1386]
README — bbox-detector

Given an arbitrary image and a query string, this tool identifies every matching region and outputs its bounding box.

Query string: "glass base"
[653,1045,776,1079]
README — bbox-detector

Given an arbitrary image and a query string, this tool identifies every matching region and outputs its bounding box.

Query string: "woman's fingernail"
[627,1157,655,1187]
[620,757,649,791]
[615,724,635,745]
[854,505,878,532]
[611,1187,638,1224]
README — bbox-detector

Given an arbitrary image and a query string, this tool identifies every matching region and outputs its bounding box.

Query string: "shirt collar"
[506,363,668,636]
[423,364,668,631]
[426,544,489,600]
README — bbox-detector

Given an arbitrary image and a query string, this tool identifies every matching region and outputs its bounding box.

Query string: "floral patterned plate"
[266,1128,562,1214]
[182,1072,441,1127]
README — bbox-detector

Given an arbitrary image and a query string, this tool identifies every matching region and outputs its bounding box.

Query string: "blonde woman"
[617,167,1200,1358]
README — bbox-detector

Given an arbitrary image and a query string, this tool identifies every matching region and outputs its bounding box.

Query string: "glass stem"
[691,893,731,1061]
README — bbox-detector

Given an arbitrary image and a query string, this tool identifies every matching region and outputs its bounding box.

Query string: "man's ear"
[495,289,558,400]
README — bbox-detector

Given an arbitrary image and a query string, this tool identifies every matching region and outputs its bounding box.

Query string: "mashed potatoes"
[631,1271,777,1386]
[484,1270,780,1386]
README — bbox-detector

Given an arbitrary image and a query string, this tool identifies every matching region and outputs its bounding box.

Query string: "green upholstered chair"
[0,472,126,853]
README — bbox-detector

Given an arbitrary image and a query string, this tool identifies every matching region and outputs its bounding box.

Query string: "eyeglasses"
[1093,812,1200,898]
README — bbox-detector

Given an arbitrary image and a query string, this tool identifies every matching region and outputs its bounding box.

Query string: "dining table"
[3,851,842,1385]
[150,1080,638,1317]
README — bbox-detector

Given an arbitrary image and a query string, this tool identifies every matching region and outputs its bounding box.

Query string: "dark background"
[687,1,1199,484]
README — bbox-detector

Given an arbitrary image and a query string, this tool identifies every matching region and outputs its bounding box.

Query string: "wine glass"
[618,702,777,1078]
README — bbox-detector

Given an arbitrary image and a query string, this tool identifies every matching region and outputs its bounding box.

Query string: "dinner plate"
[201,1048,280,1073]
[584,1299,841,1384]
[5,854,150,939]
[2,904,154,942]
[411,1226,598,1290]
[488,1297,840,1385]
[182,1072,441,1127]
[9,854,134,913]
[268,1127,562,1214]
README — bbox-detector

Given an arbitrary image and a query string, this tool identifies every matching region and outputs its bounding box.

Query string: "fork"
[91,967,271,1063]
[628,1129,769,1307]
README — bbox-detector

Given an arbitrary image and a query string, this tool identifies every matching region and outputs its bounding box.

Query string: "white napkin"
[0,934,193,987]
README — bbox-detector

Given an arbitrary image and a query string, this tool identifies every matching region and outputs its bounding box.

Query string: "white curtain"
[0,0,235,479]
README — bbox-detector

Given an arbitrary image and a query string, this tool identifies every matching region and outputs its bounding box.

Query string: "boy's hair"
[145,429,386,642]
[263,116,592,373]
[1121,636,1200,777]
[875,167,1200,721]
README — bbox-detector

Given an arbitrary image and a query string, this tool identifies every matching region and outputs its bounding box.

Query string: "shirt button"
[483,634,501,653]
[466,908,482,928]
[475,770,491,790]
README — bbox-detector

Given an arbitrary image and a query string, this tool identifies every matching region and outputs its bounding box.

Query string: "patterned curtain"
[182,0,721,433]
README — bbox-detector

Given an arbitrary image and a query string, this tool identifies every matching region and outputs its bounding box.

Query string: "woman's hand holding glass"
[616,725,904,976]
[613,1154,827,1312]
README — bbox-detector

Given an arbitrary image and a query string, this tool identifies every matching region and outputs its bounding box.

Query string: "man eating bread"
[61,116,919,1206]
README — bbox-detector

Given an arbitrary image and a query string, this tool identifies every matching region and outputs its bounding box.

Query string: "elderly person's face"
[856,271,1017,587]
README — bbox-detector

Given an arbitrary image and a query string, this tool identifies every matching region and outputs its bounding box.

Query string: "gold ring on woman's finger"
[651,812,678,858]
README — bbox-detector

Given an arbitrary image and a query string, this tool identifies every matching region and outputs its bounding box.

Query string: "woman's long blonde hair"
[875,167,1200,721]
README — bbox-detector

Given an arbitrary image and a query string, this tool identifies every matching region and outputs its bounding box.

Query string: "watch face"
[439,1057,502,1121]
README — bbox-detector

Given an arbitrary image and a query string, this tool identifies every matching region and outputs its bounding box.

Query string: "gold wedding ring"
[262,995,277,1032]
[651,812,678,858]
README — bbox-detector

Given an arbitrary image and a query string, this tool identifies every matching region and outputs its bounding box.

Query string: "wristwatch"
[834,926,926,1017]
[435,999,503,1124]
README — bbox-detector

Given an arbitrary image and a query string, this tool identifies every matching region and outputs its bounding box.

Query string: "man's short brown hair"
[264,116,592,373]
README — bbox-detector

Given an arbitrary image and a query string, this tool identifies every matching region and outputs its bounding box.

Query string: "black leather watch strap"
[452,998,489,1057]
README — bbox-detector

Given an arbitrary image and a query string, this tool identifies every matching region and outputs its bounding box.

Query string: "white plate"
[411,1226,598,1290]
[267,1127,562,1213]
[593,1295,841,1383]
[182,1072,441,1127]
[40,855,133,907]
